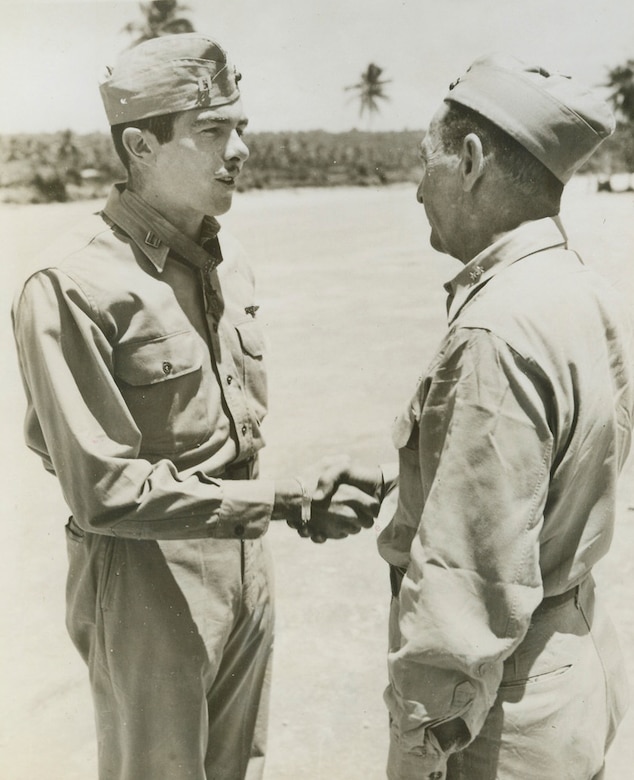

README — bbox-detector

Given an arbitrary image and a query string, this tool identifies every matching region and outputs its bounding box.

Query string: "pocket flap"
[392,406,419,449]
[236,320,265,358]
[114,331,203,386]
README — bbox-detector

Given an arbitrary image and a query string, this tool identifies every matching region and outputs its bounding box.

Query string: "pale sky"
[0,0,632,135]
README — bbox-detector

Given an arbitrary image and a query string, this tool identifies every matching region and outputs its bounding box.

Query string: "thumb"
[312,457,350,502]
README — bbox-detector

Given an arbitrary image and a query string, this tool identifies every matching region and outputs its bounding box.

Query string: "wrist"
[272,478,312,531]
[272,478,301,521]
[294,477,312,528]
[351,463,384,500]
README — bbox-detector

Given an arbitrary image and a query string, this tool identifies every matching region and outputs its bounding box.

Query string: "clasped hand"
[291,455,383,543]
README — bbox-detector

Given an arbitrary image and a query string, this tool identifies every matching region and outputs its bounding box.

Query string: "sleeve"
[385,327,554,753]
[12,270,274,540]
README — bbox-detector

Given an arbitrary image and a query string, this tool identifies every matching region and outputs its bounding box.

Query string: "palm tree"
[123,1,195,45]
[605,59,634,123]
[345,63,391,123]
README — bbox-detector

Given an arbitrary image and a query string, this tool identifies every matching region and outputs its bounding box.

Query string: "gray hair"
[439,101,564,207]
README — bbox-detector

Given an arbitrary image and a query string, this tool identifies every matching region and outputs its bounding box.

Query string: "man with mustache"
[12,33,376,780]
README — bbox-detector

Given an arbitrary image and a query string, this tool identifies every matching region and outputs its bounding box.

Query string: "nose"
[226,130,249,163]
[416,179,424,204]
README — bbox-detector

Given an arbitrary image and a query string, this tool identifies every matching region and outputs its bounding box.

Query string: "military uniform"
[13,35,276,780]
[379,218,632,779]
[376,56,633,780]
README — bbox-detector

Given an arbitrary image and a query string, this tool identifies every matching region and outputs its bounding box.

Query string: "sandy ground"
[1,181,633,779]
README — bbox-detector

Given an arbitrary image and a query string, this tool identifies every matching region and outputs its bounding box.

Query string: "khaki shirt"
[12,185,274,539]
[378,217,634,741]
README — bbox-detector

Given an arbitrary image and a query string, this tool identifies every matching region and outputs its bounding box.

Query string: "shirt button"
[162,361,172,375]
[213,323,218,333]
[429,773,443,780]
[234,524,245,536]
[226,375,233,384]
[241,425,248,435]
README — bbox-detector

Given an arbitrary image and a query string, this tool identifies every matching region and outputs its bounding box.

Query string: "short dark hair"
[439,101,564,206]
[110,113,177,171]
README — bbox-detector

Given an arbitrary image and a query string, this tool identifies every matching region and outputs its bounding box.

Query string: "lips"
[216,169,241,186]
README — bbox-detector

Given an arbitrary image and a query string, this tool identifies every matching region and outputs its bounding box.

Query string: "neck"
[127,179,204,242]
[456,190,556,264]
[456,214,525,264]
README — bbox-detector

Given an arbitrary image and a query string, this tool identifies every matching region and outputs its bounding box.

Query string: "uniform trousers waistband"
[221,458,254,480]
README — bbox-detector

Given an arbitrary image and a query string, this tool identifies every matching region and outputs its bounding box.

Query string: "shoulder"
[458,247,624,350]
[16,208,140,292]
[16,212,121,286]
[13,211,134,325]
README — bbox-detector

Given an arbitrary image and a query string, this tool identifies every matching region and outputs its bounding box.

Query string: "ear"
[459,132,485,192]
[121,127,154,167]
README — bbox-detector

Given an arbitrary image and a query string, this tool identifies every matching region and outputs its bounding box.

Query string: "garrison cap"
[444,54,615,183]
[99,33,241,125]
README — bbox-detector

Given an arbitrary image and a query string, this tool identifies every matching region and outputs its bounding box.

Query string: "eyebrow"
[192,115,249,129]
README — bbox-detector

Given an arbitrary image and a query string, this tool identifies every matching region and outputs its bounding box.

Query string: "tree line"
[1,1,632,203]
[2,122,633,205]
[0,129,426,204]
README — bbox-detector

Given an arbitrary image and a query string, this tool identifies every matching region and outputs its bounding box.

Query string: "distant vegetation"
[0,129,426,204]
[1,124,631,205]
[3,2,628,204]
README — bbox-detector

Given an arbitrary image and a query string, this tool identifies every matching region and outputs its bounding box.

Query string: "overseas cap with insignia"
[99,33,241,125]
[445,54,615,183]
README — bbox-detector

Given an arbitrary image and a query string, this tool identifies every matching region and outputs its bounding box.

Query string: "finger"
[313,507,360,527]
[312,456,351,502]
[333,496,379,529]
[324,514,364,536]
[311,533,328,544]
[297,525,311,538]
[334,482,377,502]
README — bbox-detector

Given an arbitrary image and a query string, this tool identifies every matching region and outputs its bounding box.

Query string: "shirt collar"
[444,216,568,324]
[102,183,222,273]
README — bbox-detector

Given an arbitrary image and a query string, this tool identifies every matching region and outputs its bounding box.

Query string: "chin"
[210,194,233,217]
[429,231,444,254]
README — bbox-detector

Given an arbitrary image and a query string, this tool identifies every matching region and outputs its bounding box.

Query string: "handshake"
[277,455,388,544]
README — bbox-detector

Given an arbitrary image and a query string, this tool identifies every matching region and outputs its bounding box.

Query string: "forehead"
[177,99,248,129]
[420,104,448,157]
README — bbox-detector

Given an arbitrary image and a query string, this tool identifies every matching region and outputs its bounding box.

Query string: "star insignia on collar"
[469,266,484,285]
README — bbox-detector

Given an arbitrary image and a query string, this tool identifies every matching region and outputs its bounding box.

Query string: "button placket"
[211,318,254,453]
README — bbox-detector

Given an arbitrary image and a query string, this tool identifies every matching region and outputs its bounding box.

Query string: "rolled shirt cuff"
[215,478,275,538]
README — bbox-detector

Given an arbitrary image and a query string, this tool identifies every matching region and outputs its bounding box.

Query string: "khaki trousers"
[65,519,275,780]
[388,576,628,780]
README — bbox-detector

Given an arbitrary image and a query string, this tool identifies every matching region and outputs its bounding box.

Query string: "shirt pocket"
[114,331,211,456]
[235,320,268,420]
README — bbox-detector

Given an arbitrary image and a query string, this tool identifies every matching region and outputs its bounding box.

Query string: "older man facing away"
[315,54,633,780]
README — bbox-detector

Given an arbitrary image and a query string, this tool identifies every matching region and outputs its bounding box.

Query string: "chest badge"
[245,305,260,318]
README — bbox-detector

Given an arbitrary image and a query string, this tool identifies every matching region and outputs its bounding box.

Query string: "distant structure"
[345,63,392,123]
[122,0,195,45]
[605,58,634,122]
[599,58,634,192]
